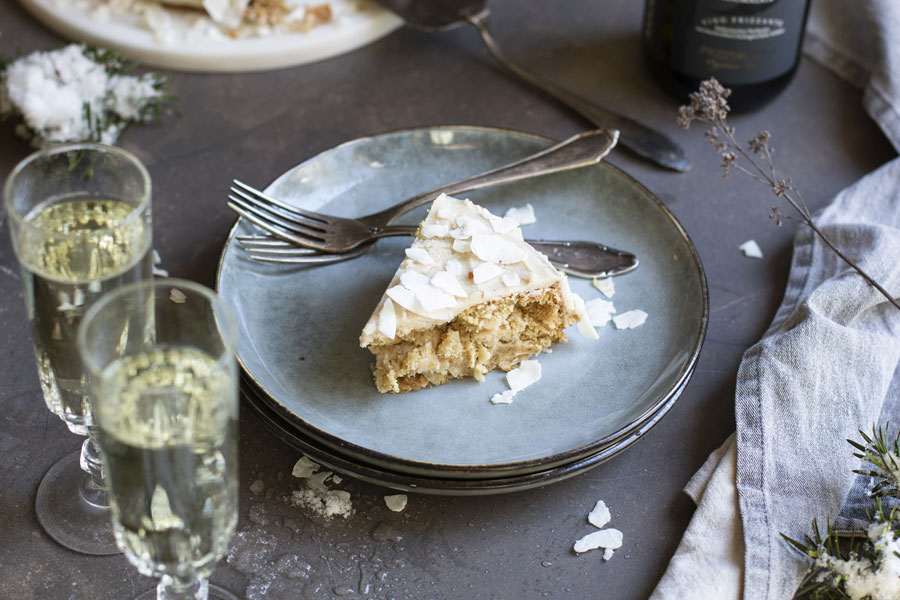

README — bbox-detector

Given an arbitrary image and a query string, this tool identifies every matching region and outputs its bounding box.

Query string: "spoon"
[371,0,690,172]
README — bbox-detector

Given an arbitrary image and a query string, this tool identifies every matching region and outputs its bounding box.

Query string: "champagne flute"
[78,279,240,600]
[3,143,152,555]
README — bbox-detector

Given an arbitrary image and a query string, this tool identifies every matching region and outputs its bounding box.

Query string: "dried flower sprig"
[678,78,900,312]
[784,426,900,599]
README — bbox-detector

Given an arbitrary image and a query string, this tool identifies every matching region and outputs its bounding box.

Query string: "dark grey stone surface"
[0,1,895,598]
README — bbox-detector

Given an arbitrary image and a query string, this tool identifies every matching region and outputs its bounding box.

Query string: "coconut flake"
[431,271,468,297]
[384,494,408,512]
[504,204,536,225]
[405,247,434,265]
[489,215,519,234]
[472,262,502,284]
[291,455,320,478]
[421,223,449,238]
[456,215,491,237]
[612,310,648,330]
[490,390,517,404]
[378,299,397,339]
[452,239,471,254]
[603,548,615,561]
[739,239,764,258]
[588,500,611,528]
[412,284,456,313]
[585,298,616,327]
[501,270,521,288]
[169,288,187,304]
[385,285,416,312]
[445,259,464,275]
[507,360,541,392]
[470,234,524,264]
[572,294,600,340]
[592,277,615,298]
[573,528,623,554]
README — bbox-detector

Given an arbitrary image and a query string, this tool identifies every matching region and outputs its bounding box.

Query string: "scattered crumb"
[249,479,266,495]
[489,360,541,404]
[603,548,615,561]
[592,277,615,298]
[612,310,647,330]
[384,494,408,512]
[169,288,186,303]
[152,249,168,277]
[288,455,353,519]
[739,239,763,259]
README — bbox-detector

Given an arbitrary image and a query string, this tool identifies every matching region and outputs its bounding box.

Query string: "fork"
[236,228,639,279]
[227,128,618,254]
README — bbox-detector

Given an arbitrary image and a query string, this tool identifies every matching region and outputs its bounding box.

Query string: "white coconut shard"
[472,262,503,284]
[572,294,600,340]
[506,360,541,392]
[413,285,456,313]
[452,239,471,254]
[490,389,517,404]
[384,494,408,512]
[470,233,525,264]
[588,500,612,529]
[399,270,430,289]
[501,270,521,288]
[612,310,648,330]
[585,298,616,327]
[405,247,434,265]
[431,271,468,297]
[421,223,449,238]
[603,548,615,561]
[739,239,764,258]
[592,277,615,298]
[445,259,464,275]
[385,285,416,312]
[378,298,397,339]
[292,455,320,478]
[504,204,536,225]
[490,215,520,234]
[573,528,623,554]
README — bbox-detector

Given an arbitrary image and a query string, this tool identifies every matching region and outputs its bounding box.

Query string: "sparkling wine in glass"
[4,143,152,555]
[78,279,240,600]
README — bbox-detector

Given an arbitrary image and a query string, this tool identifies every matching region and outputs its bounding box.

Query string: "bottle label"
[675,0,808,85]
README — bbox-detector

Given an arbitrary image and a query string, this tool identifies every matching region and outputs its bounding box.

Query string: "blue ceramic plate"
[216,126,707,479]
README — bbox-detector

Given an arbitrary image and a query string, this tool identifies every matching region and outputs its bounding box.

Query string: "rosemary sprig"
[677,78,900,312]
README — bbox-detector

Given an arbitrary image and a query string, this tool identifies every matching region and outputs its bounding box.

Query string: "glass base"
[135,584,240,600]
[35,451,120,555]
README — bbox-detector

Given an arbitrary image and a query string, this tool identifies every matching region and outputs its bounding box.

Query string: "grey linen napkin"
[650,1,900,598]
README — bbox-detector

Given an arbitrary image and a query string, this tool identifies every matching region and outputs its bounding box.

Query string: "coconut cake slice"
[359,193,584,394]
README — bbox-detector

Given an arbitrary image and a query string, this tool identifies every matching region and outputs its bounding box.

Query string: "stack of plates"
[216,126,708,495]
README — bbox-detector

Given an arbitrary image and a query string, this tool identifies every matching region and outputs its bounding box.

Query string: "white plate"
[17,0,402,72]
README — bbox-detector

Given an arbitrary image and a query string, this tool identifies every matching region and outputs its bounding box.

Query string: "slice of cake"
[359,193,584,394]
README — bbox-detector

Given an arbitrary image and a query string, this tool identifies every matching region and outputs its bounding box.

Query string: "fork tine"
[236,234,301,248]
[240,240,374,265]
[228,195,329,241]
[228,201,330,251]
[228,187,328,233]
[237,236,321,256]
[232,180,333,225]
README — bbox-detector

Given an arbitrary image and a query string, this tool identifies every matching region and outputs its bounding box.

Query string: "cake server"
[369,0,690,172]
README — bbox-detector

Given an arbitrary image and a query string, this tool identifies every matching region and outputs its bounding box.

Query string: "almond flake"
[592,277,615,298]
[612,310,647,330]
[503,204,536,225]
[405,247,434,265]
[431,271,467,297]
[472,262,502,284]
[501,270,521,287]
[377,298,397,339]
[506,360,541,392]
[585,298,615,327]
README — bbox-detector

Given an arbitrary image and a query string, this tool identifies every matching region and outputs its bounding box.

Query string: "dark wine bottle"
[642,0,810,112]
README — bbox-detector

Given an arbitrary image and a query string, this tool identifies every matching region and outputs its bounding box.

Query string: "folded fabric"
[652,1,900,598]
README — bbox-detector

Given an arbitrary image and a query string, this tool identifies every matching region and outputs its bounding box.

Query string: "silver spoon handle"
[466,10,690,173]
[360,128,618,229]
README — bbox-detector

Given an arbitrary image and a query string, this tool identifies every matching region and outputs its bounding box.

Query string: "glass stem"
[157,575,209,600]
[78,427,109,509]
